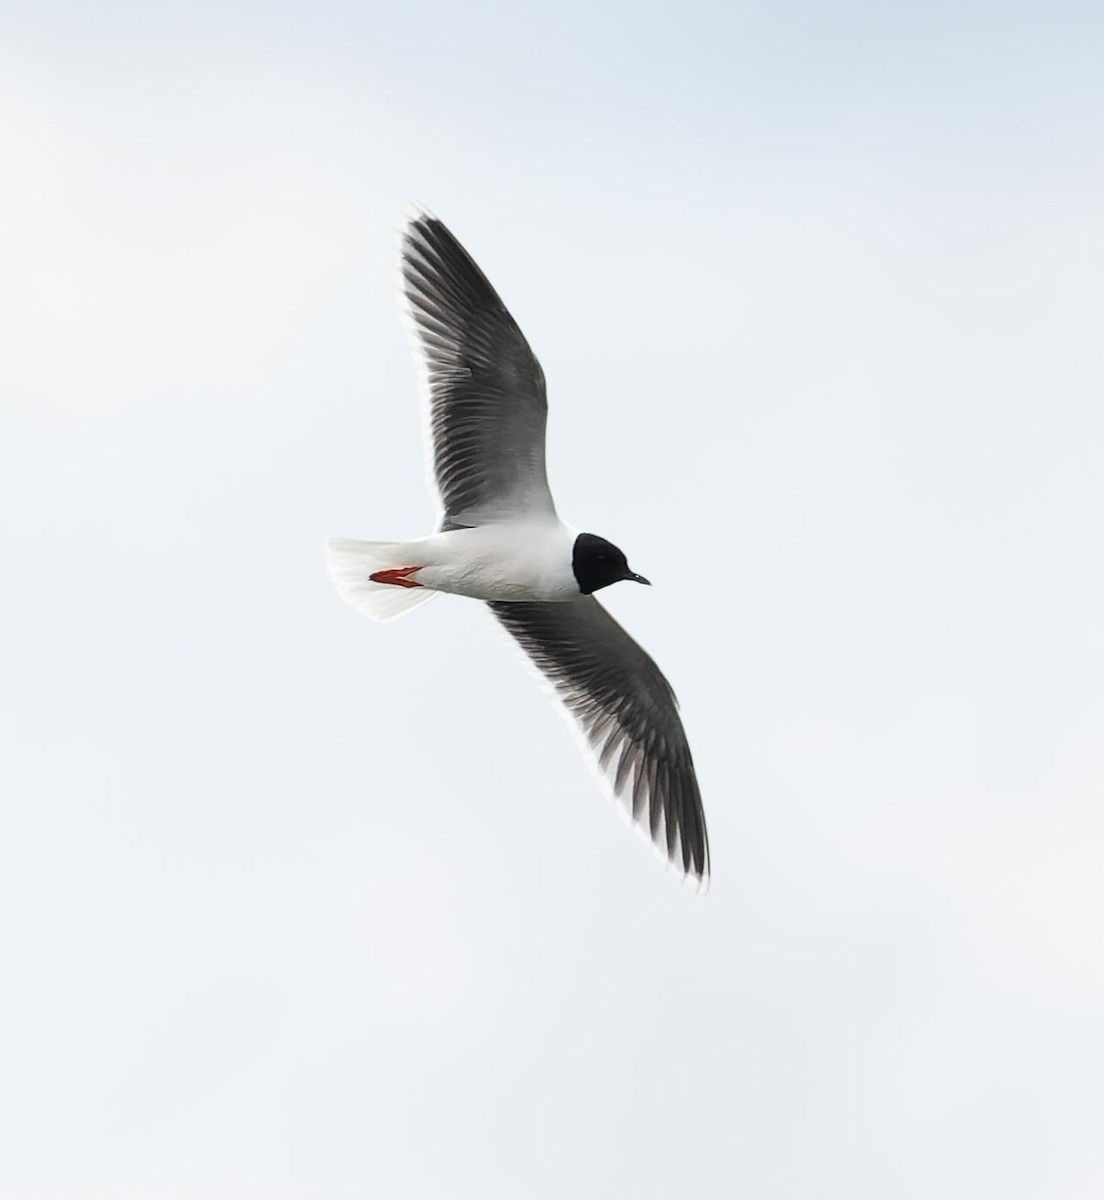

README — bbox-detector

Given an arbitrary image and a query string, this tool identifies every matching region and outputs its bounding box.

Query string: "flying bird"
[327,212,710,887]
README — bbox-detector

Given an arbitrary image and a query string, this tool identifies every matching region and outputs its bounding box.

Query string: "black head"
[572,533,651,595]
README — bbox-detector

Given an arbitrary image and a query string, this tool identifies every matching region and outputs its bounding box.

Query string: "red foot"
[369,565,424,589]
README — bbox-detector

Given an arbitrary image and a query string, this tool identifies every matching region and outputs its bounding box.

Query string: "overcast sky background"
[3,2,1103,1197]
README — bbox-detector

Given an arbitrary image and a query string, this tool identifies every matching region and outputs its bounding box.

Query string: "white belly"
[409,521,580,602]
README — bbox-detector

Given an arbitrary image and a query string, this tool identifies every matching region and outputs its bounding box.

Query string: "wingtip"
[399,202,440,245]
[405,199,437,222]
[657,816,715,892]
[686,857,711,896]
[675,825,711,895]
[624,765,711,895]
[390,203,438,267]
[611,776,710,894]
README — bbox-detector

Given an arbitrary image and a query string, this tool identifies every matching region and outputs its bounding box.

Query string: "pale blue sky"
[2,3,1103,1198]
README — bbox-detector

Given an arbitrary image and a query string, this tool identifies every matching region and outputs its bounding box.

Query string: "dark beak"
[627,572,651,586]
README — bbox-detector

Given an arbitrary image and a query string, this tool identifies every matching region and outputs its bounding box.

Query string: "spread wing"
[400,213,556,528]
[489,597,710,887]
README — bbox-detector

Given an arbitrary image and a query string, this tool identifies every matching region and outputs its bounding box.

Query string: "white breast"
[411,520,580,602]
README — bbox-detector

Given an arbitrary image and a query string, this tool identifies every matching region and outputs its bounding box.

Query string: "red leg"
[369,565,424,589]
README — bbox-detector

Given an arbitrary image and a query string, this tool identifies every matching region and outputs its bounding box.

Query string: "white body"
[407,520,579,601]
[326,518,581,622]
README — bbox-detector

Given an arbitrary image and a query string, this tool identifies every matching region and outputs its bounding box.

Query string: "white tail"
[325,538,438,622]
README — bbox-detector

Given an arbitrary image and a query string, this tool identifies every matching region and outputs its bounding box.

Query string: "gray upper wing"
[401,214,556,528]
[489,597,710,886]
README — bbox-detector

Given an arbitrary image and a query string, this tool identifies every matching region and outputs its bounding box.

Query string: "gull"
[327,212,710,887]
